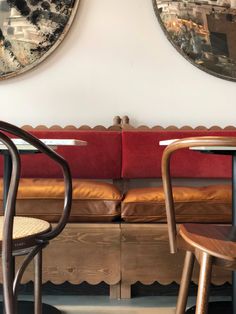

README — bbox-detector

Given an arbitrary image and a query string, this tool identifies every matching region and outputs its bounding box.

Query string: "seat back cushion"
[1,130,122,179]
[122,130,236,179]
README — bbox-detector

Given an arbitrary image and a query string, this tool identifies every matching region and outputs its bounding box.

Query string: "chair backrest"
[0,121,73,314]
[0,131,21,314]
[0,121,73,240]
[161,136,236,254]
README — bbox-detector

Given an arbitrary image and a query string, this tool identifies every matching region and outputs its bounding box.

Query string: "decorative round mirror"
[152,0,236,81]
[0,0,79,80]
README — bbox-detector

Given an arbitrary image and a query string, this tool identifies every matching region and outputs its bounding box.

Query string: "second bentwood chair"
[0,121,72,314]
[161,136,236,314]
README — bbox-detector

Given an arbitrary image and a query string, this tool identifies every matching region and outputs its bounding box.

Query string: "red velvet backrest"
[0,130,122,179]
[122,130,236,179]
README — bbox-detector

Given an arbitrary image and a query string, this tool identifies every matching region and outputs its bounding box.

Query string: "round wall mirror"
[0,0,80,80]
[153,0,236,81]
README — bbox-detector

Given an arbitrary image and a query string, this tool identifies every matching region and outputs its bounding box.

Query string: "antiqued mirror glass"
[153,0,236,81]
[0,0,79,80]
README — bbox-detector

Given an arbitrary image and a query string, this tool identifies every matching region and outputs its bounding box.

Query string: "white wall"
[0,0,235,128]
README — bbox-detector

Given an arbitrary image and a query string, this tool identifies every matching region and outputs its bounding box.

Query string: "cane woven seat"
[0,216,51,240]
[0,216,51,250]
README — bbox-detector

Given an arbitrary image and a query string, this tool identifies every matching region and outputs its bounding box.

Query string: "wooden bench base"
[121,223,231,298]
[1,223,121,299]
[0,223,230,299]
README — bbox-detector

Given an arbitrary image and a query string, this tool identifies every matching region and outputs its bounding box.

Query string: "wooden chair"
[0,121,72,314]
[161,136,236,314]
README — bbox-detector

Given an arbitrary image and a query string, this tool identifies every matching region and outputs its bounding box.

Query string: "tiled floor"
[21,295,230,314]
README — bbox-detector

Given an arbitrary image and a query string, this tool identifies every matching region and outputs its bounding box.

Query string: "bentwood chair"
[0,121,72,314]
[161,136,236,314]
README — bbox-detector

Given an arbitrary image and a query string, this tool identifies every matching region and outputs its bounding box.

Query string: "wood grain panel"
[0,223,121,296]
[0,222,230,299]
[121,223,230,298]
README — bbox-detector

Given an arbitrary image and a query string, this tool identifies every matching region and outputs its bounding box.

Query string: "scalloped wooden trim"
[19,275,231,285]
[21,124,122,131]
[121,278,230,285]
[122,124,236,131]
[120,117,236,130]
[21,278,121,285]
[22,120,236,132]
[21,116,123,131]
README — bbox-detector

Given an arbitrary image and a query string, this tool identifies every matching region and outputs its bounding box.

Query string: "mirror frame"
[0,0,80,80]
[152,0,236,82]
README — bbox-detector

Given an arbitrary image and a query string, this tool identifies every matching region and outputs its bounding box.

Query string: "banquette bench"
[0,116,234,299]
[120,119,233,298]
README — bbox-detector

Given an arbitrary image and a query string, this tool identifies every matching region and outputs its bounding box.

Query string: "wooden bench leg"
[121,283,131,299]
[109,283,121,299]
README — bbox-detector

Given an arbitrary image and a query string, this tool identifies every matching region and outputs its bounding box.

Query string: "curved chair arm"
[0,120,72,241]
[0,132,21,314]
[161,136,236,254]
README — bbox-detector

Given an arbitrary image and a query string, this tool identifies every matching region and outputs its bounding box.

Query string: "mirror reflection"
[0,0,79,80]
[153,0,236,80]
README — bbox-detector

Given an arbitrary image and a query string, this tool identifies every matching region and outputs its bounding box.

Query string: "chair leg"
[176,251,195,314]
[2,252,15,314]
[34,250,42,314]
[195,251,212,314]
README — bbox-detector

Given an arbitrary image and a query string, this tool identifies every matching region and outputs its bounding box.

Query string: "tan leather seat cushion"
[0,179,122,223]
[121,185,231,223]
